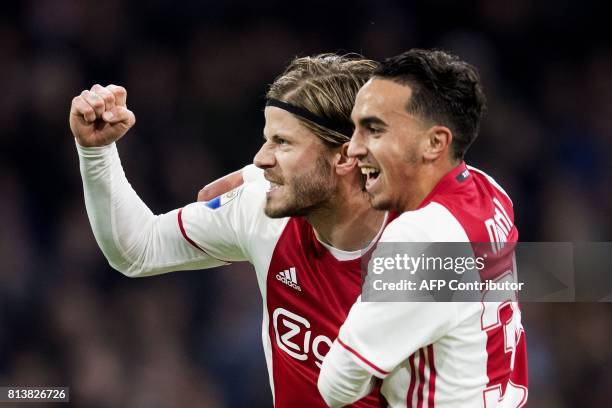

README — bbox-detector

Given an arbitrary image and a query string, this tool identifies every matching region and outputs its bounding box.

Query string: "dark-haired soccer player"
[70,55,394,407]
[319,49,528,407]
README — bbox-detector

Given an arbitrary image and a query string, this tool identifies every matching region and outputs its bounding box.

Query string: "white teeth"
[360,167,379,176]
[269,182,280,190]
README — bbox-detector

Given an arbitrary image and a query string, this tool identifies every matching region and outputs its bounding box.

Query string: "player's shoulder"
[180,165,290,251]
[183,165,270,220]
[381,202,469,243]
[467,165,513,206]
[240,165,269,200]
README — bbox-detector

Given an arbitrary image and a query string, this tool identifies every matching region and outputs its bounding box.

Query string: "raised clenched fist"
[69,84,136,147]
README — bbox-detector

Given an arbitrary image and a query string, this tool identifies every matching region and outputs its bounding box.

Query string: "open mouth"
[265,177,284,195]
[360,166,380,191]
[268,181,282,192]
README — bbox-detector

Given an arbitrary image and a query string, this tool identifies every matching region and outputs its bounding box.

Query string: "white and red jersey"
[319,162,528,408]
[77,142,392,407]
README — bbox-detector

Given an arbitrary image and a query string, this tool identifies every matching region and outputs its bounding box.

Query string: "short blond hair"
[267,54,378,146]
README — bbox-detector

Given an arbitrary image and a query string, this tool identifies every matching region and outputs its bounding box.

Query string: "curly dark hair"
[374,49,486,160]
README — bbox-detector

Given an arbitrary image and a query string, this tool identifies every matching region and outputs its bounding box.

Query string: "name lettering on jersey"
[484,197,513,254]
[272,308,332,368]
[275,267,302,292]
[204,188,240,210]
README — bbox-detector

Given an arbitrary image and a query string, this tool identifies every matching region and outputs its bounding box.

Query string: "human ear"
[423,126,452,161]
[334,142,358,175]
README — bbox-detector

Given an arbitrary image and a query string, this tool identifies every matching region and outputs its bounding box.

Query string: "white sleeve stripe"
[177,208,231,264]
[337,337,389,377]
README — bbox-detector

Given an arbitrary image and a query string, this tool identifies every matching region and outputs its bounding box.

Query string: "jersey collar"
[417,161,470,210]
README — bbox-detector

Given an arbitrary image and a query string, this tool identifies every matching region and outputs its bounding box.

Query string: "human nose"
[347,130,367,158]
[253,142,276,169]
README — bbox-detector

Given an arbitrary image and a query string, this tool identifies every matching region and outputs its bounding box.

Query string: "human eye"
[273,135,290,146]
[365,124,383,137]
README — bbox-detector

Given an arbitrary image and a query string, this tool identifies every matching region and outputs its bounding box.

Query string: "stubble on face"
[264,155,335,218]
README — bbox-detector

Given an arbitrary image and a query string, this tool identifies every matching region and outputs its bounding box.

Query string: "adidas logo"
[276,267,302,292]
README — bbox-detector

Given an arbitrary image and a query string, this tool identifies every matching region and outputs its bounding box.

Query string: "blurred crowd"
[0,0,610,407]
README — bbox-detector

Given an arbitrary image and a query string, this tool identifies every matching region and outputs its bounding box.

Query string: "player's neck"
[307,183,385,252]
[399,158,460,212]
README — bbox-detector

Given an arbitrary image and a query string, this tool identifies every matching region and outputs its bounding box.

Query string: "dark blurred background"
[0,0,610,407]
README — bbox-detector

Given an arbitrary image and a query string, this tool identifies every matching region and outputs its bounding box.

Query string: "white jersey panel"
[334,202,472,372]
[380,202,470,242]
[327,202,490,407]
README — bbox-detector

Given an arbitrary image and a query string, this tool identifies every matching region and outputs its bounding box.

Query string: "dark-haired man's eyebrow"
[358,116,388,129]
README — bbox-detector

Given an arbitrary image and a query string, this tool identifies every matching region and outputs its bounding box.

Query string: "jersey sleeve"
[77,141,266,277]
[179,166,269,264]
[317,342,376,408]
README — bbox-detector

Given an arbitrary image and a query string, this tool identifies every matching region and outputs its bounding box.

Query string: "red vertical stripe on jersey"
[407,353,417,408]
[427,345,436,408]
[416,348,426,408]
